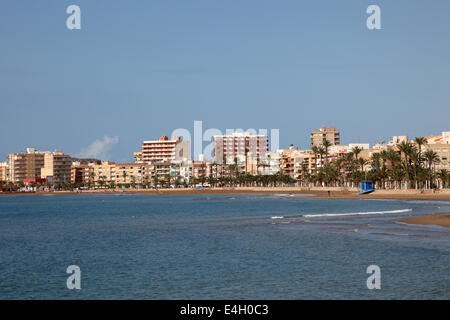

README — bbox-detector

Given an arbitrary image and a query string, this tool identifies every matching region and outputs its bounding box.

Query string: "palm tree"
[386,149,401,168]
[398,141,414,188]
[408,147,420,189]
[438,169,449,189]
[322,140,332,164]
[122,171,128,185]
[98,175,106,189]
[153,174,159,189]
[222,154,227,178]
[414,137,427,157]
[89,171,95,189]
[352,146,362,161]
[244,147,249,175]
[423,150,440,189]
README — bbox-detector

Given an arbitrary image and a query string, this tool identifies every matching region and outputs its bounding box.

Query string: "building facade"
[141,136,190,163]
[310,127,340,148]
[213,132,269,165]
[0,162,8,181]
[7,148,46,183]
[40,151,72,185]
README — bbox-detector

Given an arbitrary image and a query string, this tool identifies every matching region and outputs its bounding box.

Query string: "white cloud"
[77,136,119,160]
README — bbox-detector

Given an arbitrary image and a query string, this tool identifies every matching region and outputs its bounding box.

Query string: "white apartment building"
[141,136,190,163]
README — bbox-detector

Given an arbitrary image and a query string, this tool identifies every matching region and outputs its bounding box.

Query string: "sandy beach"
[2,187,450,200]
[399,214,450,228]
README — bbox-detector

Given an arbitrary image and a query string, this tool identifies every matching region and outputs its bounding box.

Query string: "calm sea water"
[0,193,449,299]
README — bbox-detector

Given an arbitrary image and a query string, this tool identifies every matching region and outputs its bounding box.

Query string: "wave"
[299,208,412,218]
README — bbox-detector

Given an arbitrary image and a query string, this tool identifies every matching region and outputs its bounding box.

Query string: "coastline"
[399,214,450,228]
[2,187,450,200]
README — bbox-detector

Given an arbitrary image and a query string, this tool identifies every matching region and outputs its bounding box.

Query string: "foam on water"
[300,208,412,218]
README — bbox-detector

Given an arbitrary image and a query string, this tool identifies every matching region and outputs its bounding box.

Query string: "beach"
[3,187,450,200]
[400,214,450,228]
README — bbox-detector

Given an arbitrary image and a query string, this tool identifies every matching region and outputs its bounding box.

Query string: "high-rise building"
[310,127,340,148]
[8,148,46,182]
[141,136,190,163]
[213,132,269,164]
[8,148,71,184]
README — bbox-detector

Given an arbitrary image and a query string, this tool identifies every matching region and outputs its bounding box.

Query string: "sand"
[2,187,450,200]
[399,214,450,228]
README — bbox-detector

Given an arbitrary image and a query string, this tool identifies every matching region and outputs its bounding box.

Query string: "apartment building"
[0,162,8,181]
[425,131,450,145]
[257,151,281,175]
[310,127,340,148]
[71,162,154,186]
[174,159,193,183]
[141,136,190,163]
[8,148,47,182]
[114,163,144,185]
[71,163,94,185]
[153,161,171,178]
[7,148,72,184]
[40,151,72,185]
[213,132,269,165]
[92,162,115,182]
[424,144,450,171]
[192,161,212,179]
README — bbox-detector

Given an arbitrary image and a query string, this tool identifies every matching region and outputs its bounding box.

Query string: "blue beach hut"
[358,180,375,195]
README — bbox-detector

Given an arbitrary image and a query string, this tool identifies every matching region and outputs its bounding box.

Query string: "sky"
[1,0,449,162]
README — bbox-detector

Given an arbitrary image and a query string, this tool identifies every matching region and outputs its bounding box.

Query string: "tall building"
[8,148,71,184]
[213,132,269,164]
[310,127,340,148]
[7,148,46,182]
[41,151,72,185]
[141,136,190,163]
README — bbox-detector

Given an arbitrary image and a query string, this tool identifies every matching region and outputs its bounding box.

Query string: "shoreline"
[2,187,450,200]
[399,214,450,228]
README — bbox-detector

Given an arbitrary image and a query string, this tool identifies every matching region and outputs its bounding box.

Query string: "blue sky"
[1,0,449,162]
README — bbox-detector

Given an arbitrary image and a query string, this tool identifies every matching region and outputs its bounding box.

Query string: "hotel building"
[213,132,269,164]
[140,136,190,163]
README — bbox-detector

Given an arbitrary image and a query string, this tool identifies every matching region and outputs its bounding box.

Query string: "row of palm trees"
[302,138,448,190]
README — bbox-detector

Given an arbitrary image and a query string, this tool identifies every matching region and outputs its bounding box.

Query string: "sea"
[0,193,449,299]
